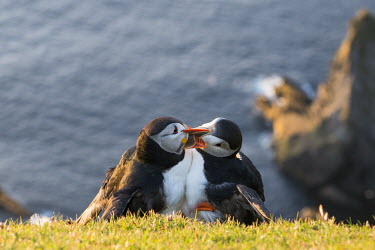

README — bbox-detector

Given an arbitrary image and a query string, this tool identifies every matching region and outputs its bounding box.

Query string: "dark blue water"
[1,1,375,220]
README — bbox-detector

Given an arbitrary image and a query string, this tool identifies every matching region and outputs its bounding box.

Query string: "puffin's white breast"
[183,149,222,221]
[184,149,207,210]
[162,149,193,214]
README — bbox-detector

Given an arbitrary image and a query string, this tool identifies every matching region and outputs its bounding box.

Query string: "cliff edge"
[257,10,375,221]
[0,188,29,219]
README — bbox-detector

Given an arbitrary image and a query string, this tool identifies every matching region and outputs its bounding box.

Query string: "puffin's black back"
[199,147,268,225]
[198,149,265,202]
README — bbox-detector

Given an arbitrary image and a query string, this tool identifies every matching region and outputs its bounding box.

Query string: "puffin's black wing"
[75,147,136,225]
[236,184,271,222]
[101,166,116,189]
[238,152,265,201]
[101,188,139,221]
[205,182,238,201]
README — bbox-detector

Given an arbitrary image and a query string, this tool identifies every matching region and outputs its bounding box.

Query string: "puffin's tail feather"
[236,184,272,223]
[75,190,107,226]
[75,166,118,225]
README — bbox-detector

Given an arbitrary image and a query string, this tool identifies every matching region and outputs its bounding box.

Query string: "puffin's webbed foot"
[196,202,215,211]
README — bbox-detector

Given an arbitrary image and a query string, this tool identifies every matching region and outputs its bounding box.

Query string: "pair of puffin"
[75,117,270,225]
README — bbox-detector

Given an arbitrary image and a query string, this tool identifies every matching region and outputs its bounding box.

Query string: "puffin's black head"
[136,117,192,164]
[183,117,242,158]
[142,117,183,137]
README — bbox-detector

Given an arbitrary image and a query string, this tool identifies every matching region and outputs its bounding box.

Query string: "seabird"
[75,117,208,225]
[182,117,271,224]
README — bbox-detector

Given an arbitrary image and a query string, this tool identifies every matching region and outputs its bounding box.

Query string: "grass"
[0,213,374,249]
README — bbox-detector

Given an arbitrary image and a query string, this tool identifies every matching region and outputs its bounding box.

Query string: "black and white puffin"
[75,117,208,225]
[182,117,271,225]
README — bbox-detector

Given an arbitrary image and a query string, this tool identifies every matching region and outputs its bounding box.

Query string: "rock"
[256,10,375,222]
[0,188,30,218]
[256,77,311,121]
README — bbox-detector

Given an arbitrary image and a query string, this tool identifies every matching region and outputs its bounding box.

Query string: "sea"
[1,0,375,220]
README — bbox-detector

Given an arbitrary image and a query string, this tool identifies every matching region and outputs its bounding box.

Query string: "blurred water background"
[1,0,375,220]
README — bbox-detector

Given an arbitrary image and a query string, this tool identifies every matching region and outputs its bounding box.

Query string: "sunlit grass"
[1,213,374,249]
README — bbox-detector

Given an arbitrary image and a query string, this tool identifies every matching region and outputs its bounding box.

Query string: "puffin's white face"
[195,118,241,157]
[200,134,238,157]
[150,123,188,155]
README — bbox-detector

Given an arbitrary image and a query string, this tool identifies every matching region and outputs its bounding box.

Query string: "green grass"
[1,213,374,249]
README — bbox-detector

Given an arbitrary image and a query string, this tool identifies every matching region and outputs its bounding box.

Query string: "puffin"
[182,118,271,225]
[75,117,208,225]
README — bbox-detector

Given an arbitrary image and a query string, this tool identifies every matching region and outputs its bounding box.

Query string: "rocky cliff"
[0,188,29,219]
[257,10,375,222]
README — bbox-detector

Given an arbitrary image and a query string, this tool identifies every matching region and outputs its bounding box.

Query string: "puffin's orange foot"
[196,202,215,211]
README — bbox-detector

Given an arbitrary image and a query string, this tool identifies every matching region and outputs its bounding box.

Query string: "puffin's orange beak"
[186,135,206,149]
[182,127,211,137]
[182,126,210,149]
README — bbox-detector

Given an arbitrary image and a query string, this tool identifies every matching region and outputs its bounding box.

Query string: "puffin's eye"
[215,143,222,147]
[172,126,178,134]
